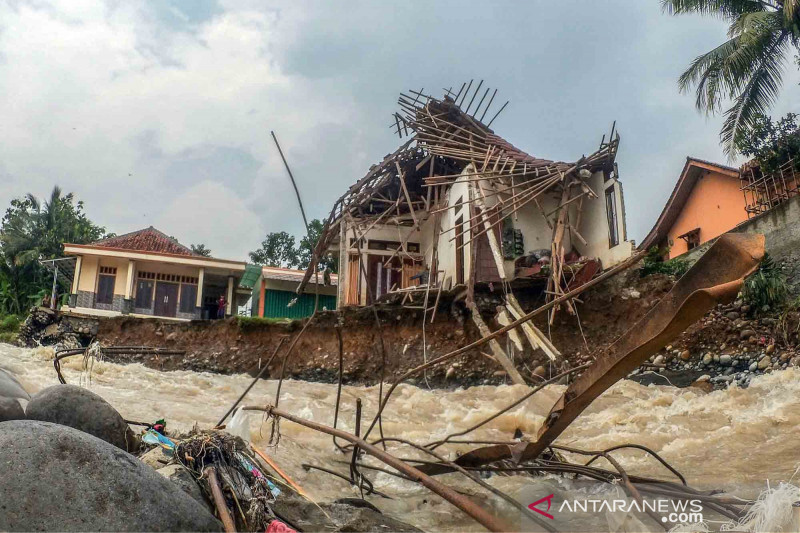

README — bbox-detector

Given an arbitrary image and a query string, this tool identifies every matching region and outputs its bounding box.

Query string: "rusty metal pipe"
[243,405,513,532]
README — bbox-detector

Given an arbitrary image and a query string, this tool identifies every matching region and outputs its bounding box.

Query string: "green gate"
[263,289,336,319]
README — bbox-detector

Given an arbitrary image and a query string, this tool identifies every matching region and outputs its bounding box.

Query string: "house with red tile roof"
[641,158,747,259]
[62,227,248,320]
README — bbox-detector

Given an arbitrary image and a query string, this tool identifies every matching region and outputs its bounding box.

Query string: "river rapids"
[3,343,800,532]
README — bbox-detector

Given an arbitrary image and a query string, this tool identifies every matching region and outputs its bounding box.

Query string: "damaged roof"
[91,226,197,256]
[297,83,619,293]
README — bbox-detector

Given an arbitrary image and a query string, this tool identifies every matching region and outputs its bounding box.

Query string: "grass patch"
[235,316,298,331]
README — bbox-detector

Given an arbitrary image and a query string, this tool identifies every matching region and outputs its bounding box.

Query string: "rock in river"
[0,396,25,422]
[25,384,135,451]
[0,420,220,532]
[0,368,29,401]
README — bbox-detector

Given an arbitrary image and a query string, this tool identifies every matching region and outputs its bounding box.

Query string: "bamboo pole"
[247,405,512,532]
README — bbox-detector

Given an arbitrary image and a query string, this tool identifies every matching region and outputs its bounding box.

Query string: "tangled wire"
[176,431,281,531]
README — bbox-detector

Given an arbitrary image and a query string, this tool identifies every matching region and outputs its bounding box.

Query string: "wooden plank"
[505,294,560,361]
[467,301,526,385]
[471,182,507,280]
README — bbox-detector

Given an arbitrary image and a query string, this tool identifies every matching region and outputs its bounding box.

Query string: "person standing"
[217,294,226,319]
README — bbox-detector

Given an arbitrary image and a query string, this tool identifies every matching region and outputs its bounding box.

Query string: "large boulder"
[25,384,135,451]
[158,464,211,512]
[0,368,29,401]
[0,396,25,422]
[0,420,220,532]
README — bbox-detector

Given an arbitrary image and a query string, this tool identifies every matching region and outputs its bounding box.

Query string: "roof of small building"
[91,226,196,256]
[262,266,338,287]
[640,157,740,250]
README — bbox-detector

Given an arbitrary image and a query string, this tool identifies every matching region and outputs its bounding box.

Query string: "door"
[154,282,179,317]
[346,254,361,305]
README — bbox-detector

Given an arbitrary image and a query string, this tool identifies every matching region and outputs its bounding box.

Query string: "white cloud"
[151,180,264,260]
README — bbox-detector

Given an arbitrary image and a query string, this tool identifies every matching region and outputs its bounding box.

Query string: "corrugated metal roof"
[238,264,262,290]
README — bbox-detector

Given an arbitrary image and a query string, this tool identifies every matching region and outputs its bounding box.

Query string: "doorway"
[154,282,179,317]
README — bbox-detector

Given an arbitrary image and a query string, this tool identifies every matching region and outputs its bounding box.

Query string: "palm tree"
[664,0,800,157]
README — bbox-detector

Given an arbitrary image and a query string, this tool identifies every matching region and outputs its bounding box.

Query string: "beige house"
[63,227,247,320]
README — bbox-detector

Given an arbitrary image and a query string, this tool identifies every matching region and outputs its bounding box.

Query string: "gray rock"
[740,329,757,340]
[0,420,220,531]
[140,446,171,470]
[0,396,25,422]
[749,362,758,372]
[653,355,665,365]
[25,384,135,451]
[158,464,210,512]
[719,354,732,366]
[726,311,740,320]
[0,368,29,401]
[702,353,713,365]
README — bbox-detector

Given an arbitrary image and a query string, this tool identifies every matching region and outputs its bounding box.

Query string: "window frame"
[605,186,619,248]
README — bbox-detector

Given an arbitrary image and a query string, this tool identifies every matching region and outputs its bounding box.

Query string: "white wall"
[337,166,633,305]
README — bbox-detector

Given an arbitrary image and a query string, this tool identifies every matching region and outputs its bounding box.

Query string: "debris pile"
[16,306,95,349]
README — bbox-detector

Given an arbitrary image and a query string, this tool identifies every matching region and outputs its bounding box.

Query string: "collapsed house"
[297,84,634,371]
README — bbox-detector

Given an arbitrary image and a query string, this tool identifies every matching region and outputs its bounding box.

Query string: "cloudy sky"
[2,0,799,260]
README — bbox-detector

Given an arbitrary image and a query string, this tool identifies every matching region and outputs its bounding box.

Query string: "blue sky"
[1,1,799,259]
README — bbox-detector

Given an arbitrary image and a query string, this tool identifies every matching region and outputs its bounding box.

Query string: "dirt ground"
[94,268,681,386]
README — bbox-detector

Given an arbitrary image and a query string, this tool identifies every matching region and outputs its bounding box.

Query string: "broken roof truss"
[298,82,620,320]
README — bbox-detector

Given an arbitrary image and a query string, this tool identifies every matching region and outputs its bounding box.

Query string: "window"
[453,195,464,216]
[97,267,117,305]
[135,279,154,308]
[605,187,619,247]
[179,283,197,313]
[679,228,701,251]
[367,240,420,253]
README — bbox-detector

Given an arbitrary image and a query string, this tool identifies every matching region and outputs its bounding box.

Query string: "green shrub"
[640,246,690,279]
[0,314,21,333]
[743,253,788,313]
[0,331,17,344]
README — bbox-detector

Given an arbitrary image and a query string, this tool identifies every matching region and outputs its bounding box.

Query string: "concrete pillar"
[226,275,234,316]
[258,278,266,318]
[196,267,205,308]
[71,256,83,295]
[125,260,135,299]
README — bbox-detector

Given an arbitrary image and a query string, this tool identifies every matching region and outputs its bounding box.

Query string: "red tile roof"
[91,227,196,256]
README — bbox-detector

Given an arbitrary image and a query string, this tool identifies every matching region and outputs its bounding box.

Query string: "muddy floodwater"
[3,343,799,531]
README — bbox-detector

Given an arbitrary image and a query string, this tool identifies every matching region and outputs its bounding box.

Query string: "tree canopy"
[0,186,109,314]
[249,219,338,272]
[664,0,800,157]
[190,243,212,257]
